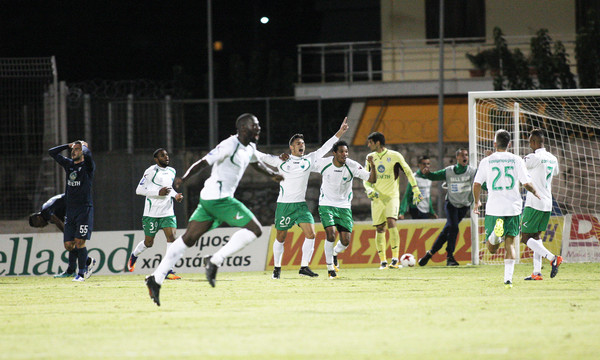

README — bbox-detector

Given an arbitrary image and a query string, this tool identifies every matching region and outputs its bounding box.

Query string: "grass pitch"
[1,263,599,360]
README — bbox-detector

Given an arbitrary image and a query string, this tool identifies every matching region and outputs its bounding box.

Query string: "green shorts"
[190,197,254,227]
[274,202,314,231]
[485,215,521,239]
[319,206,354,232]
[142,216,177,237]
[521,207,551,234]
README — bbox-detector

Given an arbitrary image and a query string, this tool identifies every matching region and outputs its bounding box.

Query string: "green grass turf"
[1,263,599,360]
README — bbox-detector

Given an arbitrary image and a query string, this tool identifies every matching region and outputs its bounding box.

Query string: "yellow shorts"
[371,197,399,225]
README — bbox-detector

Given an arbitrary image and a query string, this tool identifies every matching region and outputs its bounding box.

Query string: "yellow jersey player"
[363,132,422,269]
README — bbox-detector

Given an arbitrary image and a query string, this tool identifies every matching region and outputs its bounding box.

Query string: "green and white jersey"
[201,135,258,200]
[257,135,338,203]
[414,171,432,213]
[524,147,558,211]
[136,165,177,217]
[474,151,531,216]
[313,157,370,209]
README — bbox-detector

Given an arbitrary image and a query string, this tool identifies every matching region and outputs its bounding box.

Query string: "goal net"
[469,89,600,265]
[0,57,62,221]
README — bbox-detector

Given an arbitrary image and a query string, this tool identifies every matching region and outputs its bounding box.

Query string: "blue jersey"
[40,193,66,222]
[49,144,95,214]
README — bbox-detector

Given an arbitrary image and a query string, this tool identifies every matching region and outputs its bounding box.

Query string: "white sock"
[526,238,555,261]
[132,241,148,257]
[153,237,187,285]
[488,233,503,245]
[211,229,257,265]
[333,241,348,256]
[504,259,515,283]
[324,240,334,265]
[166,242,173,251]
[273,241,284,267]
[300,238,315,267]
[533,240,543,274]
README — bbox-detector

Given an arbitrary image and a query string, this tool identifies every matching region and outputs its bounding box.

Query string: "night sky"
[1,0,380,83]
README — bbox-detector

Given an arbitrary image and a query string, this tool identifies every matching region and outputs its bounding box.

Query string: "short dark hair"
[332,140,348,153]
[367,132,385,146]
[236,113,257,130]
[495,129,511,149]
[530,128,545,143]
[289,134,304,146]
[418,155,430,164]
[153,148,167,158]
[455,148,468,157]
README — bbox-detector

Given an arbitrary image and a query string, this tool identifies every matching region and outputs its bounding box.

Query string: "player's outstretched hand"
[473,200,482,215]
[175,193,184,202]
[159,187,172,196]
[412,187,423,205]
[366,188,379,200]
[278,153,290,161]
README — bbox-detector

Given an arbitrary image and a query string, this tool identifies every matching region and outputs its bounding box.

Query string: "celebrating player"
[418,149,477,266]
[520,129,562,280]
[48,140,97,282]
[363,132,421,269]
[473,129,539,288]
[313,140,376,278]
[145,113,283,306]
[128,148,184,280]
[257,117,349,279]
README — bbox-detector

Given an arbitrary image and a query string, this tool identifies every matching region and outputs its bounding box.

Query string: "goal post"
[469,89,600,265]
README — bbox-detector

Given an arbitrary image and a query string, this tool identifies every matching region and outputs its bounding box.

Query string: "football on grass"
[400,253,416,267]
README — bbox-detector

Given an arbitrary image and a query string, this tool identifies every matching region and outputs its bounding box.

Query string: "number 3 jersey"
[474,151,531,216]
[136,165,178,217]
[524,147,558,212]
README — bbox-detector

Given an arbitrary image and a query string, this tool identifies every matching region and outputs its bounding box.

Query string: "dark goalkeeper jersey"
[48,144,95,214]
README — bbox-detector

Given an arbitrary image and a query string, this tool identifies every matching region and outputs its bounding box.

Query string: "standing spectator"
[399,156,436,220]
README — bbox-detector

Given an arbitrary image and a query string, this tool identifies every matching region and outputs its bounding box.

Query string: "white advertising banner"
[0,227,271,276]
[562,214,600,263]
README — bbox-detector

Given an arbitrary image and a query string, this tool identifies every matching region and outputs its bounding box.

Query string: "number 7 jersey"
[474,151,531,216]
[524,148,558,211]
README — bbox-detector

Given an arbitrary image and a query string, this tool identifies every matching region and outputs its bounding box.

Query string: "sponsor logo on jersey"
[377,165,385,173]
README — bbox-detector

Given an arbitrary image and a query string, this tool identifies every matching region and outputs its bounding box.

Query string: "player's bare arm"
[334,117,349,138]
[523,182,541,199]
[176,159,210,189]
[472,182,482,214]
[250,162,284,182]
[366,155,377,183]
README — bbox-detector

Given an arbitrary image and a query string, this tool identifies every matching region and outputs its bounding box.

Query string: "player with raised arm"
[48,140,97,282]
[520,129,562,280]
[257,118,349,279]
[473,129,539,288]
[363,132,422,269]
[128,148,184,280]
[145,113,283,306]
[312,140,376,278]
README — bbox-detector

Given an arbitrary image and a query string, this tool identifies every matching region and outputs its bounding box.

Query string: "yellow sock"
[389,226,400,260]
[375,232,387,263]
